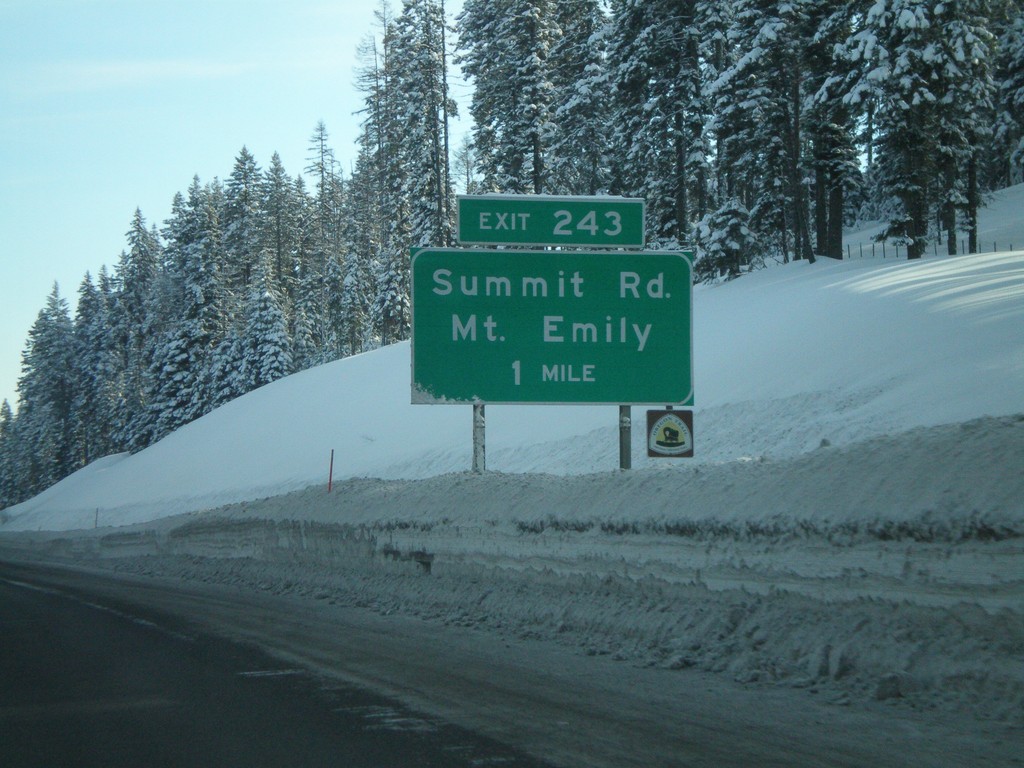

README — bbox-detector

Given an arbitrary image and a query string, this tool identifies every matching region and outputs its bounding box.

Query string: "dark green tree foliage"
[148,178,228,440]
[339,143,381,356]
[72,270,119,464]
[260,152,302,301]
[546,0,612,195]
[458,0,559,193]
[839,0,1001,259]
[244,260,294,390]
[17,285,77,496]
[111,210,162,450]
[993,11,1024,186]
[608,0,708,243]
[223,146,263,298]
[696,198,757,280]
[806,0,866,260]
[392,0,457,249]
[0,400,15,511]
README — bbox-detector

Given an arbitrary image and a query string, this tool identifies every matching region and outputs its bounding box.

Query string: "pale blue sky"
[0,0,466,411]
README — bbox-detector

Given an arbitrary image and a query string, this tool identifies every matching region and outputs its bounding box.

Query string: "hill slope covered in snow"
[3,183,1023,532]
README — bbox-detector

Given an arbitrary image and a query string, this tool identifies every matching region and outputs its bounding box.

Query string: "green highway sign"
[457,194,645,248]
[411,248,693,405]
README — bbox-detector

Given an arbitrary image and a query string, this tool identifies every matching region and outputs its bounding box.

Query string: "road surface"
[1,557,1019,767]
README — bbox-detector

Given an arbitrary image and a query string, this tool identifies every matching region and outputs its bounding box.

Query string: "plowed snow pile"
[3,186,1024,730]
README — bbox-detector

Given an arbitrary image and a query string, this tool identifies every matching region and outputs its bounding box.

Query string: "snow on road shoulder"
[4,413,1021,728]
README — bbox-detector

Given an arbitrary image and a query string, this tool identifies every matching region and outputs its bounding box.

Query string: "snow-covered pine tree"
[711,0,815,263]
[0,399,15,510]
[348,27,391,353]
[371,254,411,346]
[208,327,248,409]
[302,123,346,361]
[147,179,228,440]
[391,0,456,248]
[223,146,263,299]
[931,0,999,255]
[696,0,739,210]
[110,210,162,449]
[72,270,119,465]
[696,198,757,281]
[546,0,612,196]
[16,284,77,495]
[353,7,418,347]
[306,122,346,270]
[806,0,867,259]
[243,258,294,390]
[322,250,348,361]
[458,0,558,193]
[840,1,946,258]
[339,142,382,355]
[608,0,708,243]
[259,152,301,306]
[993,11,1024,187]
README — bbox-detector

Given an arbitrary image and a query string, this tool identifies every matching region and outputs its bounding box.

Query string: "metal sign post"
[412,194,695,471]
[472,404,486,472]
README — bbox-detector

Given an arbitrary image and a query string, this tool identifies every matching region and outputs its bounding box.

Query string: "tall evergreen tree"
[392,0,457,248]
[111,210,162,449]
[458,0,559,193]
[260,152,301,301]
[147,179,228,440]
[547,0,612,195]
[17,284,77,495]
[840,1,941,258]
[608,0,708,242]
[243,260,294,390]
[993,11,1024,186]
[223,146,263,298]
[72,270,119,464]
[807,0,866,259]
[340,142,383,355]
[0,399,16,510]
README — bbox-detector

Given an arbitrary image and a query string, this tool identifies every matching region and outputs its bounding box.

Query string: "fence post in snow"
[328,449,334,493]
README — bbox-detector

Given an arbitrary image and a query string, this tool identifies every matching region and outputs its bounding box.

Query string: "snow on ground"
[2,184,1023,732]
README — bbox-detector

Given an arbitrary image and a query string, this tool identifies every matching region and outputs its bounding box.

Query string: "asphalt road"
[0,562,551,768]
[1,558,1019,768]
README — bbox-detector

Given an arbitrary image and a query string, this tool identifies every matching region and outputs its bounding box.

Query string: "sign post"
[411,248,693,406]
[414,193,694,470]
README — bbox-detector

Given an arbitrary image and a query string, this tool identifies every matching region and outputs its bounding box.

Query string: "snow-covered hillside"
[4,186,1024,531]
[2,185,1022,738]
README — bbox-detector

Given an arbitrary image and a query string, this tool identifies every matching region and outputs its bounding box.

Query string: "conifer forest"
[2,0,1022,507]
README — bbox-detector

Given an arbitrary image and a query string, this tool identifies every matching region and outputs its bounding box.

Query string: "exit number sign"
[457,194,645,248]
[411,248,692,405]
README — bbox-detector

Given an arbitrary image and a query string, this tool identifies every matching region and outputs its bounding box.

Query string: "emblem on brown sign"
[647,410,694,458]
